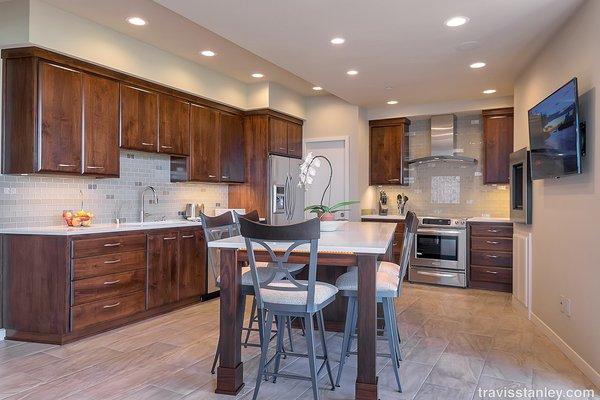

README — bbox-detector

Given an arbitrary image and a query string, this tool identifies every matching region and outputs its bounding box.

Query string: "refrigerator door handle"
[289,174,296,220]
[284,175,291,220]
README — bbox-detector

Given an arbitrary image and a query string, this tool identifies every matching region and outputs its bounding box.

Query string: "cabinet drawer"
[72,234,146,258]
[470,250,512,268]
[470,237,512,252]
[392,233,404,254]
[72,250,146,280]
[71,291,145,331]
[72,269,146,305]
[471,266,512,284]
[470,223,513,238]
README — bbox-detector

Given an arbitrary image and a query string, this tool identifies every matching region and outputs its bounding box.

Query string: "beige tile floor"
[0,284,597,399]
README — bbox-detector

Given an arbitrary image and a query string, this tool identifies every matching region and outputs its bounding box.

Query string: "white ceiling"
[155,0,583,108]
[42,0,318,96]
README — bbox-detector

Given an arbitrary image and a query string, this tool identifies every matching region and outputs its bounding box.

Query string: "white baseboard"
[0,329,5,340]
[530,312,600,389]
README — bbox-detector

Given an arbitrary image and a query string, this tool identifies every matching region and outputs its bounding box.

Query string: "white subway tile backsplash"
[0,150,228,229]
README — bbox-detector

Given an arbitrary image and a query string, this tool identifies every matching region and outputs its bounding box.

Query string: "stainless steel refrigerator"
[268,155,305,225]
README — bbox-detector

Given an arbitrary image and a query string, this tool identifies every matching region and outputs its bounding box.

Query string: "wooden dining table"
[207,221,397,400]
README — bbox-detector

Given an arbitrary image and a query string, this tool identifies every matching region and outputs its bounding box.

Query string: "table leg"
[215,249,245,395]
[355,254,378,400]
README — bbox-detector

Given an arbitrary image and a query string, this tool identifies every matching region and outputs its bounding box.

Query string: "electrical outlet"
[560,296,572,316]
[560,295,565,313]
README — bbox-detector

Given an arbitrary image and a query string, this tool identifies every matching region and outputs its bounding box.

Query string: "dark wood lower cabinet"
[1,226,206,344]
[468,222,513,292]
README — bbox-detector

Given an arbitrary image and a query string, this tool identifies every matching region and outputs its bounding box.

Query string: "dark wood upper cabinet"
[189,104,220,182]
[287,122,303,158]
[147,232,180,309]
[269,117,288,155]
[120,84,159,152]
[482,108,514,184]
[38,61,83,174]
[178,230,206,299]
[220,112,245,183]
[83,74,119,177]
[369,118,410,185]
[159,94,190,156]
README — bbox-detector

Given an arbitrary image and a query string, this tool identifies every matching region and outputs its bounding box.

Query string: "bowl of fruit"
[63,210,94,227]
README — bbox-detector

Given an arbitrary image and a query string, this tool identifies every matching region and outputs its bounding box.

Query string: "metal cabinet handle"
[485,254,499,258]
[222,175,229,179]
[86,166,104,170]
[208,174,216,178]
[103,279,121,285]
[487,229,499,233]
[388,178,400,182]
[163,236,177,240]
[181,234,195,239]
[103,302,121,309]
[161,145,173,149]
[141,142,154,146]
[279,147,286,151]
[58,163,76,168]
[486,240,500,244]
[103,242,122,247]
[104,259,121,264]
[393,242,398,246]
[485,270,499,274]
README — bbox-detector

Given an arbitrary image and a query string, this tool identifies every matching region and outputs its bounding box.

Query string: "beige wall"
[513,0,599,375]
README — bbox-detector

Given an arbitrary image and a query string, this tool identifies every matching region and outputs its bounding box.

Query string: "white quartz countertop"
[0,220,203,236]
[361,214,406,221]
[208,221,396,254]
[467,217,511,223]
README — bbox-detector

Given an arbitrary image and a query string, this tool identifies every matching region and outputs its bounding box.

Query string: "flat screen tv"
[528,78,583,180]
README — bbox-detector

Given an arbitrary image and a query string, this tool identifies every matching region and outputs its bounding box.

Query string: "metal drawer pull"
[104,259,121,264]
[141,142,154,146]
[86,166,104,170]
[161,145,173,149]
[163,236,177,240]
[181,234,195,239]
[58,163,76,167]
[393,242,398,246]
[279,147,286,150]
[417,271,455,278]
[222,176,229,179]
[485,270,499,274]
[103,302,121,309]
[103,279,121,285]
[208,174,216,178]
[486,240,500,244]
[103,242,122,247]
[416,252,423,256]
[487,229,499,233]
[388,178,400,182]
[485,254,499,258]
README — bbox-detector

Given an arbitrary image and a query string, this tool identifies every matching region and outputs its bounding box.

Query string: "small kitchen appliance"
[378,189,389,216]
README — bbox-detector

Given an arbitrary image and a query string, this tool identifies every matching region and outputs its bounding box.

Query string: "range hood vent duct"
[408,114,478,165]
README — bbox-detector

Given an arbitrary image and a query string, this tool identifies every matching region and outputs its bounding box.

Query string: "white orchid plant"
[299,152,358,218]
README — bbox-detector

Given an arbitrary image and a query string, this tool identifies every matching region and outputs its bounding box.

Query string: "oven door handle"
[415,270,456,278]
[417,228,463,236]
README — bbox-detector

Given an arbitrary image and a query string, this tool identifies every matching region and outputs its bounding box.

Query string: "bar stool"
[239,217,337,400]
[334,211,418,392]
[202,211,299,374]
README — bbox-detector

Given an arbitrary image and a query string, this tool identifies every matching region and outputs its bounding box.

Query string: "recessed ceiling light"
[445,16,469,27]
[200,50,216,57]
[312,86,323,91]
[330,37,345,45]
[483,89,497,94]
[126,16,147,26]
[387,100,398,105]
[346,70,358,76]
[251,73,264,78]
[470,62,486,69]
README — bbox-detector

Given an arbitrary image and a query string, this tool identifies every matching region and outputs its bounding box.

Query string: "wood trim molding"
[369,117,411,127]
[482,107,514,117]
[244,108,304,125]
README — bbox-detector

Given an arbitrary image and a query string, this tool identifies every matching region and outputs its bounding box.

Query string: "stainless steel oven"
[409,217,467,287]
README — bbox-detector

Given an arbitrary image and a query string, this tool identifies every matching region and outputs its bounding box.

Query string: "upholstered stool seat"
[260,280,338,307]
[378,261,402,277]
[335,269,399,298]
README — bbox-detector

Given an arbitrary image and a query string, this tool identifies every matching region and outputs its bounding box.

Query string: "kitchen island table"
[208,221,396,400]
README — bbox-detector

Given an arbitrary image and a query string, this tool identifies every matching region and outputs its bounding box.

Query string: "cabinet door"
[483,113,514,184]
[120,84,158,152]
[370,126,403,185]
[269,117,288,155]
[220,113,245,183]
[38,61,82,174]
[178,230,206,299]
[83,74,119,176]
[159,94,190,156]
[147,232,179,308]
[189,104,220,182]
[287,122,303,158]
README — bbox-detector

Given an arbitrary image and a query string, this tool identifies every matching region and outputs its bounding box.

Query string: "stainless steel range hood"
[408,114,477,165]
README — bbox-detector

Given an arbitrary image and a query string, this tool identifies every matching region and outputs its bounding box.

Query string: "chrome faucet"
[140,186,159,223]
